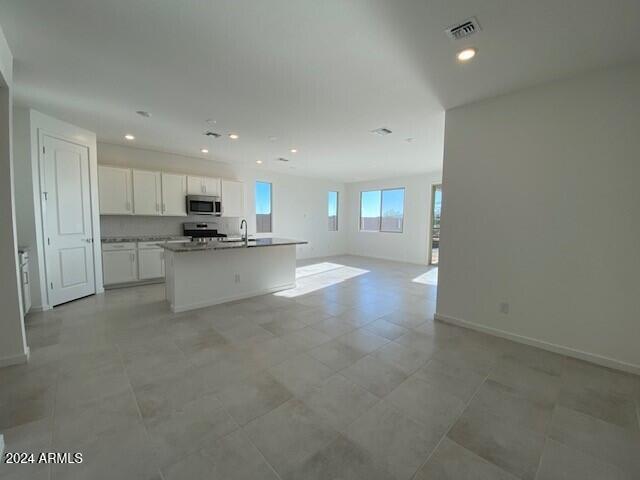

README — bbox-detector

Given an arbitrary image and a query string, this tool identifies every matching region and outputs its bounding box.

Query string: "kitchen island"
[160,238,307,312]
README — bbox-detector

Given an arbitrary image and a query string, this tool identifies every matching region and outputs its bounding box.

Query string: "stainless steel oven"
[186,195,222,216]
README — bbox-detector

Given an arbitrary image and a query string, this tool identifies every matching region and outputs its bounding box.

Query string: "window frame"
[255,180,273,234]
[359,187,405,234]
[328,191,339,231]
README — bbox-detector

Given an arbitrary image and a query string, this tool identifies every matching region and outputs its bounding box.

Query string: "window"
[359,188,405,233]
[255,181,272,233]
[328,191,338,231]
[360,190,381,231]
[430,184,442,264]
[381,188,405,232]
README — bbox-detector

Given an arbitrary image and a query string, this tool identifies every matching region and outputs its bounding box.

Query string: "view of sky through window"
[255,181,272,233]
[328,191,338,231]
[360,188,404,232]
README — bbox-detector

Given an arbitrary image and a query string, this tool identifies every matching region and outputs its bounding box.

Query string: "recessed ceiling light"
[136,110,151,118]
[268,136,277,141]
[457,47,476,62]
[256,160,263,164]
[290,148,298,154]
[125,134,135,140]
[405,137,415,143]
[201,148,209,154]
[228,133,239,140]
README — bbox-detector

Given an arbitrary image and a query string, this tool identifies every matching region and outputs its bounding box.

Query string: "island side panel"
[164,250,175,307]
[169,245,297,312]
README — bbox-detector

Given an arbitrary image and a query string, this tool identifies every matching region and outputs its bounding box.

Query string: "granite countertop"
[159,237,308,252]
[101,235,191,243]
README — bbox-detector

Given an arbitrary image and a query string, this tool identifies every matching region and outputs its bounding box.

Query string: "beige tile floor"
[1,255,639,480]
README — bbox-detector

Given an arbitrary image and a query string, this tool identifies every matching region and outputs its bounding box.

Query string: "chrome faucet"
[240,219,248,246]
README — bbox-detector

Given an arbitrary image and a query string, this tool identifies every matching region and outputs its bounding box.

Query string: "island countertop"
[102,235,190,243]
[159,237,308,252]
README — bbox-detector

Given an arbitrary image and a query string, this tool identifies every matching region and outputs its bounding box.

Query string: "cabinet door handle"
[130,252,135,263]
[126,201,131,212]
[162,203,166,213]
[24,271,29,285]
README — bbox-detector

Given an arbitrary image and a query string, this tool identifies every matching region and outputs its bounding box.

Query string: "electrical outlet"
[499,302,510,314]
[234,274,240,283]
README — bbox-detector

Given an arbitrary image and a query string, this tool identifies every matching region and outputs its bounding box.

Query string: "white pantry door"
[42,135,96,306]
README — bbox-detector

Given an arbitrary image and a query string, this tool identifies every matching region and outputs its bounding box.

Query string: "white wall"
[97,143,348,259]
[13,109,102,311]
[0,25,28,367]
[437,64,640,373]
[345,172,442,265]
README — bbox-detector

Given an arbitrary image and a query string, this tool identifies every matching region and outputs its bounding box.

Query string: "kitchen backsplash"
[100,215,242,238]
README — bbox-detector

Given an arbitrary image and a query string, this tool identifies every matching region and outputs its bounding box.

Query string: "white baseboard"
[104,278,164,290]
[170,283,296,313]
[28,304,51,312]
[434,313,640,376]
[347,253,429,266]
[0,347,30,368]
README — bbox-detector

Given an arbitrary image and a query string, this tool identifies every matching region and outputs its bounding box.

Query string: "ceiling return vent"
[370,127,392,136]
[276,157,290,162]
[445,17,481,40]
[203,131,221,138]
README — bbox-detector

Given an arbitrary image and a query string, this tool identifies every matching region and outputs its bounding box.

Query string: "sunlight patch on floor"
[294,262,347,279]
[412,268,438,286]
[275,262,369,297]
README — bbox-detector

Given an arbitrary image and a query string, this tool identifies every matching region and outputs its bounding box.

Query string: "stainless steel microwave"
[186,195,222,216]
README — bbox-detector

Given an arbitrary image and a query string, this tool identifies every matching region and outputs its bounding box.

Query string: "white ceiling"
[2,0,640,182]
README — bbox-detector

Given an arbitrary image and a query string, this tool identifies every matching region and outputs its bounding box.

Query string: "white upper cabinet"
[187,175,221,196]
[186,176,201,195]
[132,169,162,215]
[161,173,187,216]
[98,165,132,214]
[99,165,238,217]
[202,176,221,196]
[221,179,244,217]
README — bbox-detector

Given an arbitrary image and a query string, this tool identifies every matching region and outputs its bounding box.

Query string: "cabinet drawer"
[102,242,137,251]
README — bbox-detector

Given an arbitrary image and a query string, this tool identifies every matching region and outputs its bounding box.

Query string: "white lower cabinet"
[103,241,169,286]
[138,242,165,280]
[102,243,138,285]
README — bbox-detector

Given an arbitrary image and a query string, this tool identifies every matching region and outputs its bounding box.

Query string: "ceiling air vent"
[204,131,221,138]
[445,17,481,40]
[276,157,289,162]
[370,127,392,136]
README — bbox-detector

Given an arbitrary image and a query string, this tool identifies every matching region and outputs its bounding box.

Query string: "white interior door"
[42,135,96,306]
